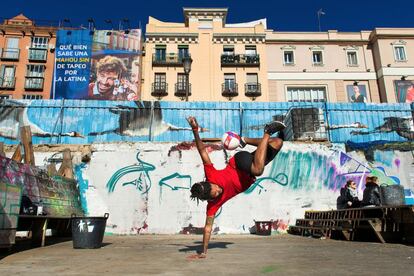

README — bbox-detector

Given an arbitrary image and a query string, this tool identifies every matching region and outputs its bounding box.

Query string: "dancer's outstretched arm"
[187,116,211,165]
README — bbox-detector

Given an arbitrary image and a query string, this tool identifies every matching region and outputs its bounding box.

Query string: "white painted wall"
[7,142,413,235]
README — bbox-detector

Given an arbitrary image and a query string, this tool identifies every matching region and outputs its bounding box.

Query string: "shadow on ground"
[169,241,234,254]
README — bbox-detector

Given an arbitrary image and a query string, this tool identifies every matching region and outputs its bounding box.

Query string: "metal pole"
[185,73,189,102]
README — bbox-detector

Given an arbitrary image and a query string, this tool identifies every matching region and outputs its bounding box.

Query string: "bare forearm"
[193,130,205,155]
[202,227,212,254]
[202,216,214,254]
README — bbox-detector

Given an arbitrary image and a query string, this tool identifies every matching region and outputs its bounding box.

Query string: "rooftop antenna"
[317,9,325,32]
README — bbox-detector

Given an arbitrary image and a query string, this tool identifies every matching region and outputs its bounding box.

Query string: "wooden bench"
[289,205,414,244]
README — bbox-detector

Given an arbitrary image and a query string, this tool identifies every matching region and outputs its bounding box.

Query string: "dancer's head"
[190,181,222,202]
[346,180,356,190]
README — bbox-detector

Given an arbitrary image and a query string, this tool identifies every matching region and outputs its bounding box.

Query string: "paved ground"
[1,234,414,275]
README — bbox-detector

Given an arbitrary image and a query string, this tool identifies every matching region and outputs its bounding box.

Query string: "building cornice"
[213,33,266,43]
[145,33,199,43]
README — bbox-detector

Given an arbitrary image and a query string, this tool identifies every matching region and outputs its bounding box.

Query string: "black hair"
[190,181,212,203]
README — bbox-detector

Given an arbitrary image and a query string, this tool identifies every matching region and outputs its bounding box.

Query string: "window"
[25,65,45,89]
[246,73,258,84]
[246,73,259,93]
[155,45,166,61]
[312,51,323,65]
[245,45,257,56]
[199,19,213,29]
[346,51,358,66]
[177,73,188,90]
[0,95,11,99]
[23,94,43,100]
[3,37,20,59]
[286,87,326,102]
[224,73,236,91]
[154,73,166,87]
[31,37,49,49]
[284,51,294,65]
[178,45,189,60]
[394,46,407,61]
[0,65,16,88]
[223,45,234,56]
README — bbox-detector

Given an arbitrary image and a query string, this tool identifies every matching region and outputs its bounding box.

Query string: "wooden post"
[58,148,74,179]
[11,144,23,163]
[0,142,5,157]
[20,126,35,166]
[47,163,58,176]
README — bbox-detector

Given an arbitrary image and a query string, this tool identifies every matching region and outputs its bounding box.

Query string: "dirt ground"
[1,234,413,275]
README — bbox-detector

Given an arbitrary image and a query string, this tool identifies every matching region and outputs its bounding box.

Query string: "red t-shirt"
[205,156,256,217]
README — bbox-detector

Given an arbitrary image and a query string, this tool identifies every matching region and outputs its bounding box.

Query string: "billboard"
[52,29,141,100]
[346,85,368,103]
[394,80,414,103]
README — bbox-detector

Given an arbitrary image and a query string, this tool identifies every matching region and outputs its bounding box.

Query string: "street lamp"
[182,56,192,101]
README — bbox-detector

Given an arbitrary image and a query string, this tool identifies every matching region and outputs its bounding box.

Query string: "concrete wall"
[6,141,413,235]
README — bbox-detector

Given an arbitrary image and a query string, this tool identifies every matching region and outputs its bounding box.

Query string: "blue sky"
[2,0,413,32]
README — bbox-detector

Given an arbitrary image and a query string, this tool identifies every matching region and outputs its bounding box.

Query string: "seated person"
[361,176,381,207]
[336,180,360,209]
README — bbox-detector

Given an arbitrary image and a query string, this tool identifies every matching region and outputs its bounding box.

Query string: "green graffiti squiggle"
[158,173,192,190]
[244,173,288,194]
[106,152,155,194]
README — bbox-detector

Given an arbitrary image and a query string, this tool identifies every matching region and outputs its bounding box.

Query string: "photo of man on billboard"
[88,55,139,100]
[347,84,368,103]
[395,80,414,103]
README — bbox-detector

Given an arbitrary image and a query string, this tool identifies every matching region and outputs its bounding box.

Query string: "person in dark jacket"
[362,176,381,207]
[337,180,361,209]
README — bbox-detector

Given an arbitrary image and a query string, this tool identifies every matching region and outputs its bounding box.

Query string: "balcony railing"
[0,48,20,60]
[151,82,168,98]
[245,82,261,99]
[222,83,238,100]
[221,54,260,67]
[174,82,192,99]
[0,77,16,89]
[28,48,48,62]
[152,53,190,67]
[25,76,44,90]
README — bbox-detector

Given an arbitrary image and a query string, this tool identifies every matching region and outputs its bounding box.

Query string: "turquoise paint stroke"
[106,152,155,194]
[74,163,89,214]
[244,173,288,194]
[159,173,192,190]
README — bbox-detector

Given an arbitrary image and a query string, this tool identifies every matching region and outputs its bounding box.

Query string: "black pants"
[234,145,279,175]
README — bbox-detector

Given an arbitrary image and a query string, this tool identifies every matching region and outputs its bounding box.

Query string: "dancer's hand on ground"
[186,253,207,260]
[187,116,199,130]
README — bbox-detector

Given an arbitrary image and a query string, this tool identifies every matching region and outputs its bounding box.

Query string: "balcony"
[25,76,44,90]
[151,82,168,99]
[221,54,260,67]
[222,83,238,100]
[0,48,20,60]
[152,53,190,67]
[245,83,261,99]
[28,48,48,62]
[0,77,16,89]
[175,82,192,99]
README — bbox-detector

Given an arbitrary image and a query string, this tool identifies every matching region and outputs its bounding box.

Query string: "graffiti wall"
[0,156,83,218]
[16,141,413,235]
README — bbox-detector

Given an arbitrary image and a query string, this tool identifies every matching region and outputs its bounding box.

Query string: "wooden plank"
[0,142,5,157]
[11,144,23,163]
[31,218,48,247]
[20,126,35,166]
[57,149,74,179]
[367,219,386,243]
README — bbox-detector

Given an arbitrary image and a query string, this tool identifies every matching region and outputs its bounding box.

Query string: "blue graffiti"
[244,173,289,194]
[106,152,155,194]
[74,163,89,214]
[158,173,192,190]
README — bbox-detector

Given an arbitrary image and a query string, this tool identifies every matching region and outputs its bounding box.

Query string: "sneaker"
[239,137,247,148]
[264,121,286,136]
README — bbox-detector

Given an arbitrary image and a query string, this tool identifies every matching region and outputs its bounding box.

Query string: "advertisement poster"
[52,29,141,100]
[394,80,414,103]
[346,85,368,103]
